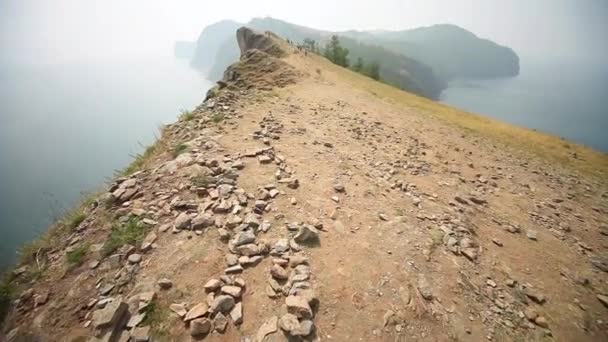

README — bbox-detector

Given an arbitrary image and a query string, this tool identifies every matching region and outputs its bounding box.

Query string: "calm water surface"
[0,58,212,269]
[441,61,608,152]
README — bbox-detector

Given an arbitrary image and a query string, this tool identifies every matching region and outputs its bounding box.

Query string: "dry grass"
[313,54,608,180]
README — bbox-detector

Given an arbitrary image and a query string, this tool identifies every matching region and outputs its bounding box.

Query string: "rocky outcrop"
[236,27,285,58]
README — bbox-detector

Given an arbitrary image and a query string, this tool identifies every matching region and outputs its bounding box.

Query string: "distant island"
[189,17,519,99]
[174,41,196,59]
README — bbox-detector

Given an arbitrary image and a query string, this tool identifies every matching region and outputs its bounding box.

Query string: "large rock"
[230,302,243,325]
[233,229,256,247]
[184,302,209,322]
[285,295,313,319]
[236,27,285,57]
[192,213,214,230]
[190,318,212,336]
[92,297,128,330]
[210,295,235,313]
[174,212,192,230]
[294,225,320,244]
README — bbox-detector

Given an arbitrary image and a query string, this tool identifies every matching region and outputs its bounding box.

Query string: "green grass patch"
[141,300,172,338]
[66,211,86,232]
[66,243,89,266]
[211,112,225,123]
[102,218,147,256]
[179,109,195,121]
[171,144,189,158]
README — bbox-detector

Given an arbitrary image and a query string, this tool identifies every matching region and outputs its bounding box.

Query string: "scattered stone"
[174,212,191,230]
[333,184,345,193]
[211,295,235,314]
[492,238,503,247]
[128,253,142,264]
[230,302,243,325]
[92,297,128,329]
[258,155,272,164]
[225,265,244,274]
[524,307,538,321]
[184,302,209,322]
[233,229,256,247]
[130,326,150,342]
[214,312,229,333]
[169,303,187,318]
[526,230,538,241]
[204,279,223,292]
[378,213,388,221]
[535,316,549,328]
[525,288,546,304]
[279,313,300,333]
[256,316,278,342]
[294,225,320,244]
[33,291,49,307]
[285,295,313,319]
[192,213,214,230]
[221,285,243,298]
[140,232,157,252]
[417,277,433,301]
[597,294,608,308]
[190,318,212,337]
[271,265,289,280]
[157,278,173,290]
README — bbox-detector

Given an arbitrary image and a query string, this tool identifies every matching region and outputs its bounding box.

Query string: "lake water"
[0,58,213,270]
[440,61,608,152]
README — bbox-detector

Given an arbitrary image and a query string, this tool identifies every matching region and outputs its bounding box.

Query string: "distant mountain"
[190,20,241,70]
[190,17,519,99]
[173,41,196,59]
[342,24,520,80]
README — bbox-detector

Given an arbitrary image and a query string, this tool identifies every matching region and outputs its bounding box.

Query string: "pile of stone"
[175,276,245,337]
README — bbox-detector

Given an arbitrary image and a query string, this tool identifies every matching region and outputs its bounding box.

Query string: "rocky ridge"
[1,27,607,342]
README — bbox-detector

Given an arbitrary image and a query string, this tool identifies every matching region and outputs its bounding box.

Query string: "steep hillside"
[351,24,520,80]
[191,20,242,70]
[2,27,607,342]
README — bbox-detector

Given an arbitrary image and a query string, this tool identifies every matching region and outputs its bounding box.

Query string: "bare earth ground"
[3,39,608,342]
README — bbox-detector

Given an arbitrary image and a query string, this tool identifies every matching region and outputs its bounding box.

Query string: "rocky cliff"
[2,26,607,342]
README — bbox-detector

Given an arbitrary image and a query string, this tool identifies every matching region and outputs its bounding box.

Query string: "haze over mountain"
[190,17,519,99]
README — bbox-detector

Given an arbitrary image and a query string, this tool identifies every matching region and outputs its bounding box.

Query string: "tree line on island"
[302,36,380,81]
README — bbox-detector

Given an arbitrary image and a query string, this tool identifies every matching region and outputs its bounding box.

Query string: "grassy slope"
[311,54,608,180]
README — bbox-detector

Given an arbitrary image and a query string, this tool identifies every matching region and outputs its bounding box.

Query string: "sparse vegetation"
[66,243,89,266]
[66,211,86,232]
[179,109,195,121]
[102,217,147,256]
[0,279,14,324]
[121,141,160,176]
[172,144,189,158]
[192,175,214,188]
[211,112,225,123]
[324,35,350,67]
[141,300,172,338]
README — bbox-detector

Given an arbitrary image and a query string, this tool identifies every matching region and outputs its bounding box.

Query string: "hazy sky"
[1,0,606,65]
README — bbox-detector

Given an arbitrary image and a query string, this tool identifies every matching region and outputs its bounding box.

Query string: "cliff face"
[190,20,241,70]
